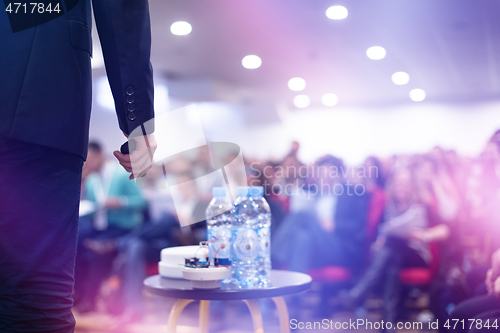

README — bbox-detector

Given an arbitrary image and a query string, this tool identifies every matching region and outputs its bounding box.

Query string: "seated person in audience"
[170,172,211,242]
[450,133,500,332]
[272,155,370,275]
[102,166,181,322]
[362,156,387,243]
[451,249,500,333]
[411,154,463,327]
[344,168,449,332]
[104,170,210,322]
[74,141,146,313]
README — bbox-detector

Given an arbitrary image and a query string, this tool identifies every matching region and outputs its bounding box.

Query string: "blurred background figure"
[272,155,370,275]
[344,168,449,331]
[74,142,146,314]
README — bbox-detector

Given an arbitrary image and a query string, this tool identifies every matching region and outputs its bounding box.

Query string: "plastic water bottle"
[231,187,260,288]
[250,186,272,286]
[206,187,232,266]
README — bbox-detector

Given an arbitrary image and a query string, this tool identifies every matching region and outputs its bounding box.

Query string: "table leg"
[167,299,194,333]
[272,297,290,333]
[242,299,264,333]
[199,300,210,333]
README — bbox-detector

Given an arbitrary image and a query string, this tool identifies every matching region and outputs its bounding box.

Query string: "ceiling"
[93,0,500,112]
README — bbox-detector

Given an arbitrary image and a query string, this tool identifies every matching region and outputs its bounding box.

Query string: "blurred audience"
[75,130,500,328]
[74,141,146,314]
[344,168,449,331]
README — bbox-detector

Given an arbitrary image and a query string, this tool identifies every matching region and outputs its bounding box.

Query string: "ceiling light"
[170,21,192,36]
[322,93,338,106]
[366,46,386,60]
[293,95,311,108]
[326,6,348,20]
[288,77,306,91]
[410,89,426,102]
[391,72,410,85]
[241,55,262,69]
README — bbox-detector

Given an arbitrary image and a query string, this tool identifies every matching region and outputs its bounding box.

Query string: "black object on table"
[144,270,312,333]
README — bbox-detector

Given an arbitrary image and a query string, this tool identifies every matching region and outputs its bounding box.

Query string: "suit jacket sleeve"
[92,0,155,136]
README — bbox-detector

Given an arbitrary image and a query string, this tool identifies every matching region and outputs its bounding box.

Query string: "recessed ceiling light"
[391,72,410,85]
[326,6,348,20]
[288,77,306,91]
[170,21,192,36]
[241,55,262,69]
[410,89,426,102]
[293,95,311,108]
[322,93,339,106]
[366,46,386,60]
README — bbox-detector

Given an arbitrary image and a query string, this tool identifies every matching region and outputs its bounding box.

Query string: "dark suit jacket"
[0,0,154,158]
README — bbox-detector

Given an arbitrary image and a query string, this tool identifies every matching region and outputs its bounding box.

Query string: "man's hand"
[409,224,450,242]
[484,249,500,295]
[104,198,123,209]
[490,249,500,281]
[486,268,495,295]
[409,229,427,242]
[494,276,500,298]
[113,133,157,180]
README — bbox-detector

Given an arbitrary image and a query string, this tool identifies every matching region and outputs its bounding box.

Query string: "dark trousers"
[451,294,500,333]
[0,137,83,332]
[352,237,427,327]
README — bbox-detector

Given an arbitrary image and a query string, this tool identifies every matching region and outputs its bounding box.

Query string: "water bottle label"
[234,229,259,261]
[258,228,271,257]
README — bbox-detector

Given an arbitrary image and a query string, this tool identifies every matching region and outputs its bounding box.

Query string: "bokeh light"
[366,46,386,60]
[242,55,262,69]
[326,6,348,20]
[288,77,307,91]
[170,21,192,36]
[410,89,426,102]
[322,93,339,106]
[392,72,410,85]
[293,95,311,108]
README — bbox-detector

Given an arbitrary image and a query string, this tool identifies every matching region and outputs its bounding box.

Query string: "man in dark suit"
[0,1,156,331]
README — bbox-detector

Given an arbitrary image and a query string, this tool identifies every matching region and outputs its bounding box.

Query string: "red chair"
[305,265,353,316]
[398,241,440,317]
[399,242,439,286]
[308,266,352,283]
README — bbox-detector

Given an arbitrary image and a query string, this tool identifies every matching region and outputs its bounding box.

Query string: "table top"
[143,270,312,300]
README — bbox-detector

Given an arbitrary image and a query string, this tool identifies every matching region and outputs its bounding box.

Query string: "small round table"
[144,270,312,333]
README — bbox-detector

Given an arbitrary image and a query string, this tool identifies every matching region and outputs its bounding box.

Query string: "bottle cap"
[249,186,264,197]
[237,186,250,197]
[212,187,226,198]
